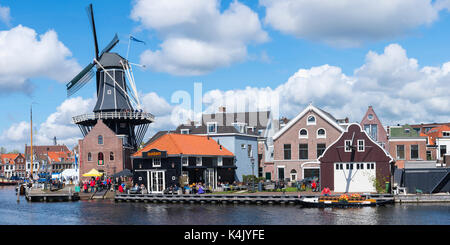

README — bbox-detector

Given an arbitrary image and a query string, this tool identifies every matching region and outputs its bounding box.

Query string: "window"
[317,128,326,138]
[443,131,450,137]
[404,128,410,134]
[196,157,202,166]
[98,152,104,166]
[232,122,247,133]
[440,145,447,158]
[307,115,316,125]
[299,144,308,160]
[290,169,297,182]
[181,129,190,134]
[299,129,308,138]
[207,122,217,134]
[110,152,114,161]
[364,124,378,141]
[317,143,326,158]
[344,140,352,152]
[410,145,419,159]
[182,157,189,166]
[218,157,223,166]
[98,135,103,145]
[368,114,373,120]
[88,152,92,161]
[241,144,246,149]
[284,144,291,160]
[152,158,161,167]
[357,140,365,152]
[247,145,252,157]
[426,151,432,160]
[396,145,405,160]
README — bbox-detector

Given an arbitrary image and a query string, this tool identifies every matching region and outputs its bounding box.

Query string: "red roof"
[424,125,450,145]
[47,151,73,163]
[0,153,21,164]
[133,133,234,157]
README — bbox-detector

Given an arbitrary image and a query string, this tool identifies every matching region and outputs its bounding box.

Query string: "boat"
[299,194,393,208]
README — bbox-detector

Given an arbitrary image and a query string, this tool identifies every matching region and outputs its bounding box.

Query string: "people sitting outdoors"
[197,183,204,194]
[321,187,331,196]
[140,184,147,194]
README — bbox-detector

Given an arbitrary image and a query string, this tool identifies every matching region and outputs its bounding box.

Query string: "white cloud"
[131,0,268,75]
[0,4,11,26]
[261,0,443,47]
[0,25,81,93]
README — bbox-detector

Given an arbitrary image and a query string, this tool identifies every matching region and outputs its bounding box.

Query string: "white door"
[334,163,376,193]
[205,168,216,189]
[149,171,165,193]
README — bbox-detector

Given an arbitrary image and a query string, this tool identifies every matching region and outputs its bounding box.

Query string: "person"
[184,185,190,194]
[140,184,147,194]
[197,184,204,194]
[118,184,124,193]
[90,178,95,192]
[83,181,88,193]
[311,180,317,192]
[321,187,330,196]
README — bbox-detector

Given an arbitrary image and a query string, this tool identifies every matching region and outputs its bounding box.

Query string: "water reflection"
[1,186,449,225]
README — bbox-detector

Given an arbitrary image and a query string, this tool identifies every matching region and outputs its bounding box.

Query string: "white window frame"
[232,122,247,134]
[316,128,326,139]
[218,156,223,166]
[181,156,189,166]
[181,129,190,134]
[207,122,217,134]
[196,157,202,166]
[357,139,365,152]
[344,140,352,152]
[307,115,316,125]
[152,158,161,167]
[299,128,308,139]
[443,131,450,137]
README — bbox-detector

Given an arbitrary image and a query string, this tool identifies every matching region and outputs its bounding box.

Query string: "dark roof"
[24,145,70,160]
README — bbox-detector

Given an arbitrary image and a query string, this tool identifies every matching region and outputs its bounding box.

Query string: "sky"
[1,0,450,152]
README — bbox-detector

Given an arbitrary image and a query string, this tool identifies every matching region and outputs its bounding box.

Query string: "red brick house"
[272,104,346,182]
[0,153,26,178]
[78,120,133,179]
[319,123,393,193]
[388,124,428,169]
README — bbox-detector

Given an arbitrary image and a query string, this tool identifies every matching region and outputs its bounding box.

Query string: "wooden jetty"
[25,187,80,202]
[114,193,394,206]
[394,193,450,203]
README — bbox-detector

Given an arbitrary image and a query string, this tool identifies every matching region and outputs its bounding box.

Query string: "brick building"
[360,106,389,150]
[78,120,133,179]
[272,104,346,182]
[0,153,26,178]
[388,124,428,169]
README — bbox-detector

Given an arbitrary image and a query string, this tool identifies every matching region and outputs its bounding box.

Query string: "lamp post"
[251,158,255,192]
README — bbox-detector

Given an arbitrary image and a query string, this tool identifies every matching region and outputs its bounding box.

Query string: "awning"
[112,169,133,178]
[82,168,103,177]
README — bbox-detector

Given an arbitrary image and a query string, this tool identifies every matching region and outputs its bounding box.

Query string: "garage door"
[334,162,376,193]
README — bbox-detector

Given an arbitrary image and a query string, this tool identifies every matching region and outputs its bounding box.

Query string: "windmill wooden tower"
[67,4,153,151]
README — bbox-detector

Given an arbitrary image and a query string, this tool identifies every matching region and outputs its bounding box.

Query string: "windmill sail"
[67,63,95,96]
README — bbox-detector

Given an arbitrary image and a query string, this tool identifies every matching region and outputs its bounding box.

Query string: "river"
[1,186,449,225]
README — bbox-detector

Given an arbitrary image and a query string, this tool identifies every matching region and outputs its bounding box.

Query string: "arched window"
[98,135,103,145]
[299,129,308,138]
[307,115,316,125]
[110,152,114,161]
[87,152,92,161]
[317,128,326,138]
[98,152,104,166]
[290,169,297,182]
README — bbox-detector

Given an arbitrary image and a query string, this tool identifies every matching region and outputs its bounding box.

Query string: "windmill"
[68,4,153,150]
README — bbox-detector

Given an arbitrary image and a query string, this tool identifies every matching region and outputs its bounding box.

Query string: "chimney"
[345,117,349,123]
[219,106,226,113]
[53,136,57,146]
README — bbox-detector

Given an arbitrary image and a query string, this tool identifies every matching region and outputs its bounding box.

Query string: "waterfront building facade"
[319,123,393,193]
[47,151,75,174]
[24,144,70,176]
[388,124,428,169]
[175,108,271,181]
[424,125,450,165]
[78,119,133,179]
[0,153,25,178]
[272,104,346,183]
[132,133,235,193]
[360,106,389,150]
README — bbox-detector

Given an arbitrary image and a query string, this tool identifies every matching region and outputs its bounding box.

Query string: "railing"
[72,111,155,123]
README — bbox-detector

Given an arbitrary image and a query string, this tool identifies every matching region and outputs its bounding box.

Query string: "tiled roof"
[133,133,234,157]
[0,153,20,164]
[47,151,73,163]
[424,125,450,145]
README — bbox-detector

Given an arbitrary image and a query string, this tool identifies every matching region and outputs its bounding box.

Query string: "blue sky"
[1,0,450,151]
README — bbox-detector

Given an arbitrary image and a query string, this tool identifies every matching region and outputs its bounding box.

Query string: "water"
[1,186,449,225]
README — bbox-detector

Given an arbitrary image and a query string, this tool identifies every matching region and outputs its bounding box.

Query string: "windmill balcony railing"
[72,111,155,123]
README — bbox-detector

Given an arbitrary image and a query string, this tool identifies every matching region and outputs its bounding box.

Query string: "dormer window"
[207,122,217,134]
[181,129,190,134]
[443,131,450,137]
[98,135,103,145]
[307,115,316,125]
[299,129,308,139]
[232,122,247,133]
[317,128,326,138]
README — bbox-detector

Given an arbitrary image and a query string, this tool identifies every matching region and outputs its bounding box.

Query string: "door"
[204,168,216,189]
[278,167,285,181]
[334,162,376,192]
[149,171,165,193]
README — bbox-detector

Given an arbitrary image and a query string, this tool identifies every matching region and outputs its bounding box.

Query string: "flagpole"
[126,34,131,60]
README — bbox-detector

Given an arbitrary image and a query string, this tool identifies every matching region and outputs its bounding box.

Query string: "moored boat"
[299,194,392,208]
